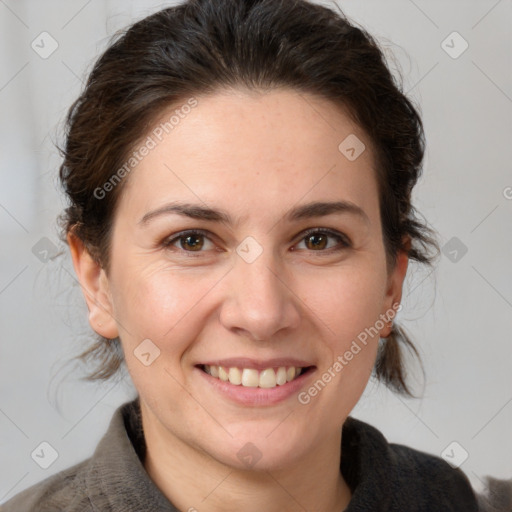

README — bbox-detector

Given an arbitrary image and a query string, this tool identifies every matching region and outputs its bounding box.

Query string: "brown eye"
[305,233,328,250]
[180,233,204,251]
[162,230,215,253]
[296,228,351,252]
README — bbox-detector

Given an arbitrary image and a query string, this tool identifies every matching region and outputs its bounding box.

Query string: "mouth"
[197,364,315,389]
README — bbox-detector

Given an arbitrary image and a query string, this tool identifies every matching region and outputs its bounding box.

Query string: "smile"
[201,365,306,388]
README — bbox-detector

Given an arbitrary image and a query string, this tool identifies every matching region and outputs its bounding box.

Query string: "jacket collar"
[82,397,477,512]
[84,397,177,511]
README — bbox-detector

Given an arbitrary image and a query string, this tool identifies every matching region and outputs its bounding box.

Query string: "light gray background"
[1,0,511,503]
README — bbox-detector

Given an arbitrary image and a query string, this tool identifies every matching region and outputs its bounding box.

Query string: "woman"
[2,0,504,510]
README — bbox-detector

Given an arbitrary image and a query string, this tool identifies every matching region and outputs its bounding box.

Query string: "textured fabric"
[1,399,175,512]
[0,396,490,511]
[477,477,512,512]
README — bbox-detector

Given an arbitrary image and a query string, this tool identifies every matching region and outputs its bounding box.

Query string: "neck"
[140,403,352,512]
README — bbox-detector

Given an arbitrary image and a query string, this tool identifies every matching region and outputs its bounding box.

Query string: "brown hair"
[58,0,439,394]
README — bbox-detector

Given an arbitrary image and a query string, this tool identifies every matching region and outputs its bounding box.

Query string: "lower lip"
[195,366,315,406]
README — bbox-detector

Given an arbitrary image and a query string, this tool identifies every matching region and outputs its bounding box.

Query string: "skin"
[69,87,408,512]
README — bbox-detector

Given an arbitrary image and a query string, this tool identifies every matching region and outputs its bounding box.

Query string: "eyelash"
[161,228,351,255]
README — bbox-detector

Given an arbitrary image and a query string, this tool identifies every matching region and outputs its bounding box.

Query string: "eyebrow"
[138,200,370,226]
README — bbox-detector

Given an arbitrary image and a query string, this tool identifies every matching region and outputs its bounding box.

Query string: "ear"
[380,241,410,337]
[67,232,119,339]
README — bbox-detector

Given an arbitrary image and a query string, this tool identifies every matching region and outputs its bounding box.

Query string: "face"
[70,88,407,471]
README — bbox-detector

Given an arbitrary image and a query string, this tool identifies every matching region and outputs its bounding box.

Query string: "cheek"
[108,266,218,400]
[298,261,387,344]
[109,262,220,350]
[296,262,386,401]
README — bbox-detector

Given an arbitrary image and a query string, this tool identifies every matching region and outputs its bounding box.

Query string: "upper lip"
[197,357,315,371]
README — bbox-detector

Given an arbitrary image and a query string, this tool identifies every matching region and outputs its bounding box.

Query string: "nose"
[218,248,301,342]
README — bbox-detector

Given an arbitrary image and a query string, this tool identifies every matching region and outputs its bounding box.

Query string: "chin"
[213,445,301,474]
[206,422,311,472]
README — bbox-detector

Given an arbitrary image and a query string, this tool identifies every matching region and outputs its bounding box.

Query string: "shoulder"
[389,441,478,508]
[0,398,174,512]
[0,400,129,512]
[342,417,480,511]
[0,459,93,512]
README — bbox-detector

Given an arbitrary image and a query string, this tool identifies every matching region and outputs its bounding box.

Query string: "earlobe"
[67,232,119,339]
[381,247,409,337]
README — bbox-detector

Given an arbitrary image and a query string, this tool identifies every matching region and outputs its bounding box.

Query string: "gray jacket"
[1,398,508,511]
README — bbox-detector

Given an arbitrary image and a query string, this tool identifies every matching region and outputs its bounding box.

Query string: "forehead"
[118,88,379,223]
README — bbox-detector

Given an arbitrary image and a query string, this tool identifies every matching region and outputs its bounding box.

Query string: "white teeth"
[203,365,305,388]
[241,368,259,387]
[259,368,277,388]
[228,367,242,385]
[276,366,287,386]
[218,366,229,381]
